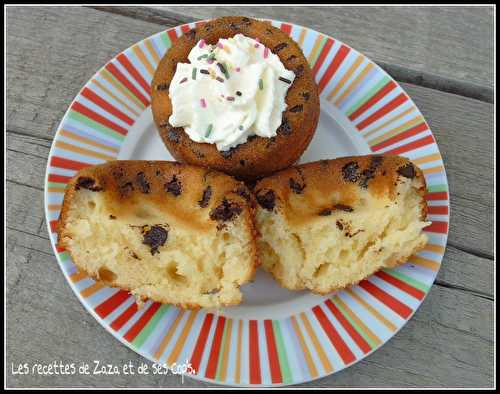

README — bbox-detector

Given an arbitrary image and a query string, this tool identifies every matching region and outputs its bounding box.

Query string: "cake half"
[254,155,429,294]
[57,161,257,308]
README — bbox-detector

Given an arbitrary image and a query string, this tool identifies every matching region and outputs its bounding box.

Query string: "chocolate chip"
[109,215,116,220]
[135,172,150,194]
[256,190,276,211]
[156,83,169,91]
[167,129,180,143]
[209,199,242,222]
[294,64,304,77]
[289,105,303,113]
[240,159,246,166]
[334,204,353,212]
[234,186,251,201]
[266,28,274,35]
[301,92,310,101]
[273,43,288,53]
[287,55,297,61]
[204,24,213,31]
[247,135,258,142]
[119,181,134,194]
[319,209,332,216]
[277,118,292,135]
[111,168,125,180]
[229,22,238,30]
[165,175,182,196]
[185,29,196,39]
[142,226,168,255]
[342,161,360,182]
[220,149,234,159]
[319,160,329,169]
[198,186,212,208]
[265,136,276,148]
[397,163,416,179]
[242,17,251,23]
[336,220,344,230]
[130,251,140,260]
[359,156,384,188]
[289,178,305,194]
[75,177,103,191]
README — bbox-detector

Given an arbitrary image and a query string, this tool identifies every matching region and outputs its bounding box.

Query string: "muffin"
[253,155,430,294]
[57,161,258,309]
[151,16,320,181]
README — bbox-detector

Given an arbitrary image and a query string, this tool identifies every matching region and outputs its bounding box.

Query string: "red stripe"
[48,174,72,184]
[50,220,58,233]
[105,62,150,107]
[167,28,178,43]
[195,21,205,29]
[349,80,397,121]
[358,280,413,318]
[357,93,408,131]
[56,245,65,253]
[312,306,356,364]
[190,313,214,374]
[123,302,161,342]
[374,271,425,300]
[382,134,435,155]
[280,23,292,36]
[425,191,448,201]
[117,53,152,97]
[427,205,449,215]
[111,302,138,331]
[312,37,335,77]
[324,300,371,353]
[424,221,448,234]
[81,87,134,125]
[180,24,191,33]
[317,44,349,92]
[264,320,282,383]
[95,290,131,318]
[71,101,128,136]
[204,316,226,379]
[249,320,262,384]
[50,156,91,171]
[372,122,428,151]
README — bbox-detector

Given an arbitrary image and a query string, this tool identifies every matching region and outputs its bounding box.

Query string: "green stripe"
[68,111,125,142]
[47,181,67,189]
[101,68,145,110]
[272,321,292,384]
[309,36,329,68]
[332,298,377,349]
[346,75,391,117]
[427,184,448,193]
[59,251,70,261]
[215,320,229,381]
[382,268,430,292]
[131,304,170,349]
[160,31,172,50]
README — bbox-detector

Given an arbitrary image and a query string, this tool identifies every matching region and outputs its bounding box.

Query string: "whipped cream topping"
[168,34,296,151]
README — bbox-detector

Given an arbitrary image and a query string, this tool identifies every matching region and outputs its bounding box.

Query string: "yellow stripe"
[218,319,233,381]
[92,78,141,117]
[423,243,445,254]
[307,34,324,65]
[410,255,440,271]
[334,63,375,107]
[69,271,88,283]
[154,310,186,360]
[48,204,62,211]
[300,312,333,373]
[363,106,416,138]
[345,288,397,332]
[327,54,364,101]
[368,115,425,146]
[55,140,115,161]
[145,38,161,65]
[234,320,243,384]
[100,69,145,111]
[132,44,155,77]
[334,296,382,346]
[59,129,120,154]
[80,281,105,298]
[48,187,66,193]
[297,28,307,47]
[167,310,198,365]
[412,153,442,166]
[290,316,318,378]
[423,165,445,175]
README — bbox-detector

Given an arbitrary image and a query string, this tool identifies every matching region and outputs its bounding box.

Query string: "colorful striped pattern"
[45,20,449,386]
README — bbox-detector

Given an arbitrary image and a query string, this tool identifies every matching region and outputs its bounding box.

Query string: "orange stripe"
[368,115,424,146]
[410,255,440,271]
[80,281,105,298]
[334,63,375,107]
[334,296,382,346]
[154,310,186,360]
[167,310,198,365]
[132,44,155,77]
[327,54,364,101]
[423,243,445,254]
[345,288,397,332]
[363,106,415,138]
[218,319,233,381]
[48,187,67,193]
[290,316,318,378]
[100,69,145,110]
[297,28,307,47]
[423,165,445,175]
[307,34,324,65]
[92,78,140,117]
[145,38,161,64]
[48,204,62,211]
[412,153,442,166]
[55,140,115,161]
[59,129,120,154]
[234,320,243,384]
[69,271,88,283]
[300,313,333,373]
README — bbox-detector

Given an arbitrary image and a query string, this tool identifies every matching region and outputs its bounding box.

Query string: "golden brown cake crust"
[151,16,320,181]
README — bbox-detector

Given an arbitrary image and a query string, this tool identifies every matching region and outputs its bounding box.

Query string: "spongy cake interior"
[256,177,429,293]
[62,189,255,308]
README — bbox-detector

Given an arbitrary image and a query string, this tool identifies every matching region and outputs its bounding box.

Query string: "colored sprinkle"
[205,124,213,138]
[263,47,270,59]
[279,76,292,84]
[235,67,241,72]
[216,76,225,83]
[254,43,260,48]
[207,59,215,64]
[258,79,264,90]
[217,62,229,79]
[236,91,242,96]
[255,37,260,43]
[207,53,216,63]
[180,77,188,84]
[199,39,206,48]
[226,96,235,101]
[217,42,224,49]
[192,67,197,80]
[238,125,244,130]
[200,69,210,75]
[200,98,207,108]
[197,54,208,60]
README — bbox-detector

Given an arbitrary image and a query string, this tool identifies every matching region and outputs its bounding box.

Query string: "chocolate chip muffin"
[57,161,258,309]
[253,155,430,294]
[151,16,320,181]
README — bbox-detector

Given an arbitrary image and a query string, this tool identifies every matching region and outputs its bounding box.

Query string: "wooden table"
[6,6,494,388]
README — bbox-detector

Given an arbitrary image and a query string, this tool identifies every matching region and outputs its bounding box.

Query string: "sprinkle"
[263,47,270,59]
[200,98,207,108]
[197,54,208,60]
[236,91,242,96]
[254,42,260,48]
[217,62,229,79]
[255,37,260,43]
[226,96,235,101]
[235,67,241,72]
[180,77,188,84]
[258,79,264,90]
[200,69,210,75]
[217,42,224,49]
[205,124,213,138]
[207,53,216,63]
[279,76,292,84]
[199,39,206,48]
[216,76,225,83]
[238,125,244,130]
[192,67,197,80]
